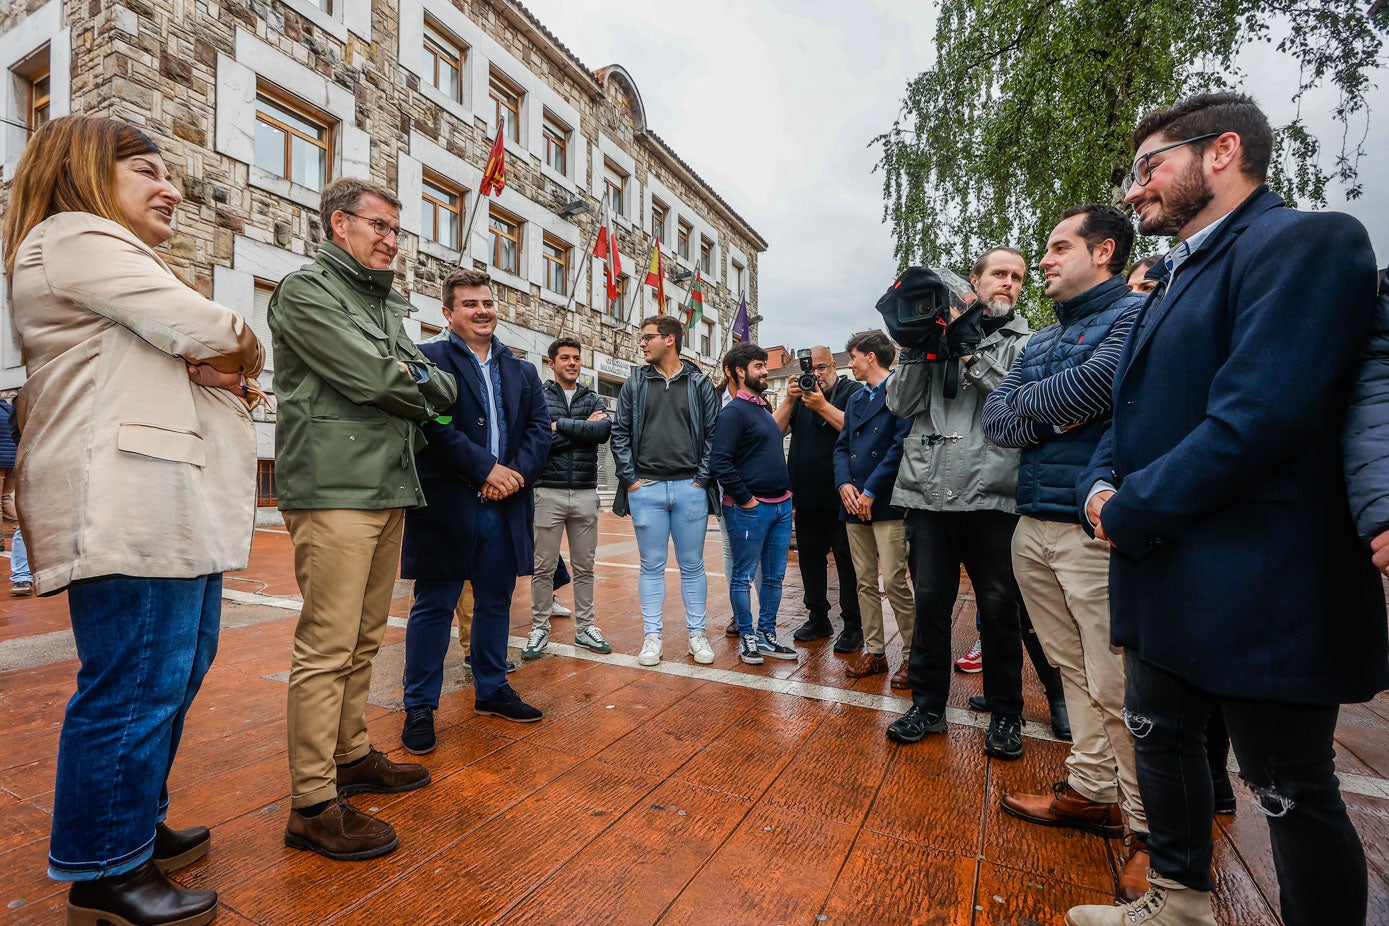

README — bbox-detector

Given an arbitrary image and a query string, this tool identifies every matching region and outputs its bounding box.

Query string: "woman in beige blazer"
[3,115,262,926]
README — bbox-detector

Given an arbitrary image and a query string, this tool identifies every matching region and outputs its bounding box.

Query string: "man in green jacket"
[269,177,457,862]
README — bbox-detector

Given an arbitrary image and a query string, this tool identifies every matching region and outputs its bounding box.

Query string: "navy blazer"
[833,379,912,523]
[1078,186,1387,704]
[400,336,551,581]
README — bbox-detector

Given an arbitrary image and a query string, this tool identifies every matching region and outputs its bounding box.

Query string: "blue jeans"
[404,504,518,704]
[724,499,793,637]
[627,479,709,635]
[10,525,30,583]
[49,574,222,880]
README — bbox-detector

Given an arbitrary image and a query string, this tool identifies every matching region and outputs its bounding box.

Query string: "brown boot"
[890,665,910,689]
[845,652,889,678]
[285,798,399,861]
[1117,830,1150,902]
[336,748,430,797]
[1001,781,1124,837]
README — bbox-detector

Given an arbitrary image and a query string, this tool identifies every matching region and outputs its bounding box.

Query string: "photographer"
[881,248,1034,761]
[766,345,865,651]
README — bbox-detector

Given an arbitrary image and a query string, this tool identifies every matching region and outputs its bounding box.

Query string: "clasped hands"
[482,463,524,501]
[838,484,874,521]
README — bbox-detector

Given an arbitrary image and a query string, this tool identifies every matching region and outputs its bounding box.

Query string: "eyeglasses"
[811,364,834,373]
[1121,133,1220,195]
[345,211,407,243]
[638,333,669,344]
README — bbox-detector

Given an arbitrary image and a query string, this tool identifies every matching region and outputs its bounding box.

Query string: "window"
[257,460,278,507]
[421,172,463,250]
[419,322,443,339]
[28,66,50,131]
[542,235,569,295]
[489,69,522,143]
[677,220,692,260]
[252,279,276,371]
[604,160,626,217]
[731,261,745,296]
[423,19,463,102]
[700,237,714,274]
[254,87,331,191]
[651,200,667,244]
[542,113,568,176]
[606,274,628,318]
[489,206,522,275]
[701,319,714,358]
[311,0,332,11]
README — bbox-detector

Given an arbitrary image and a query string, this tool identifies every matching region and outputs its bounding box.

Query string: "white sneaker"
[637,633,663,666]
[687,632,715,665]
[550,598,572,617]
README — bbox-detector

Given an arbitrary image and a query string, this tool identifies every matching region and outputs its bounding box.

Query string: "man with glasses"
[271,177,456,861]
[756,345,865,654]
[1069,92,1386,926]
[611,315,720,667]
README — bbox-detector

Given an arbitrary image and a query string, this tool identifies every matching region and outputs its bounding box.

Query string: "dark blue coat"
[833,380,912,523]
[1079,186,1387,705]
[400,336,551,581]
[0,400,15,470]
[1343,268,1389,540]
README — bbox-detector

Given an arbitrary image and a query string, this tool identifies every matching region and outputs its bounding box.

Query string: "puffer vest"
[1015,276,1145,521]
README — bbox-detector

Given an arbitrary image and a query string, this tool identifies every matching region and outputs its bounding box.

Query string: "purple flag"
[732,295,751,342]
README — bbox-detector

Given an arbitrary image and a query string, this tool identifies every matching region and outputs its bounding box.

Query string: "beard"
[1137,160,1214,236]
[745,374,768,394]
[983,299,1014,317]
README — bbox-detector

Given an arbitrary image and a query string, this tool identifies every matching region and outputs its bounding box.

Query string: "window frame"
[489,68,523,143]
[254,83,334,191]
[651,200,667,245]
[603,159,627,218]
[257,459,279,507]
[542,234,569,296]
[606,273,629,318]
[27,65,50,131]
[488,205,523,276]
[421,170,465,250]
[422,17,464,102]
[542,112,569,176]
[677,220,692,261]
[699,236,714,274]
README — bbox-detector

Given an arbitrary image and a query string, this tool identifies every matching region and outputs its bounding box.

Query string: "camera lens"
[797,373,818,392]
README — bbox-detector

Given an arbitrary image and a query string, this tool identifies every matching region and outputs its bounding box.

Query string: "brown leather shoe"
[337,748,430,797]
[1117,831,1150,902]
[1001,781,1124,837]
[890,665,910,689]
[845,652,889,678]
[285,798,399,861]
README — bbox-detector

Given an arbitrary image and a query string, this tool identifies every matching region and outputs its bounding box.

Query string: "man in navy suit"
[833,331,914,686]
[1069,93,1387,926]
[399,268,551,753]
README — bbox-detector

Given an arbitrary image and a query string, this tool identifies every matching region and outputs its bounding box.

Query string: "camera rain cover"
[875,265,974,357]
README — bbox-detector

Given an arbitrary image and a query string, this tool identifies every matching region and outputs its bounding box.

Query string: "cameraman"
[767,346,865,652]
[883,247,1033,761]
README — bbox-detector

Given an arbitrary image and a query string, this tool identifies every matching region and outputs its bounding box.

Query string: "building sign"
[593,350,635,381]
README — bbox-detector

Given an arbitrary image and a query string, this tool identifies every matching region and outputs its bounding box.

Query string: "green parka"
[269,242,457,510]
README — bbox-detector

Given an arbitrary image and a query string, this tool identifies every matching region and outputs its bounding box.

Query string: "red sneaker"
[954,639,983,674]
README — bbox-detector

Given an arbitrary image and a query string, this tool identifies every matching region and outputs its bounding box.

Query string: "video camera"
[875,265,984,398]
[795,348,819,392]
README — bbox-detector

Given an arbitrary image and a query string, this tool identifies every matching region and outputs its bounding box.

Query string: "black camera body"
[875,265,986,398]
[795,349,819,392]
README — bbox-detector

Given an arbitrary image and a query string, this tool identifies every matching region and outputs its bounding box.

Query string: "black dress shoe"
[967,694,991,712]
[401,706,436,755]
[1212,772,1238,815]
[792,616,833,643]
[152,823,210,873]
[1048,696,1072,741]
[832,625,864,654]
[475,687,542,722]
[67,859,217,926]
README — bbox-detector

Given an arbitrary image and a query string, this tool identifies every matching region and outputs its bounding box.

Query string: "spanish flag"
[480,122,506,196]
[645,241,666,311]
[594,210,622,303]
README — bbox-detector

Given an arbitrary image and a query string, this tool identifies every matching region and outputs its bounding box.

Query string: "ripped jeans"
[1124,653,1367,925]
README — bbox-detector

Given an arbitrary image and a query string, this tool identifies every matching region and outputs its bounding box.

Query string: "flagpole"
[557,216,602,337]
[459,118,503,269]
[624,240,659,328]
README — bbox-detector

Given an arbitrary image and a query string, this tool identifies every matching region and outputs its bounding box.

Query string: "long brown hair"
[2,115,161,277]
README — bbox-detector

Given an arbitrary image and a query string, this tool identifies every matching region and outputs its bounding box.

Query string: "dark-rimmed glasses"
[345,211,407,242]
[1122,133,1220,195]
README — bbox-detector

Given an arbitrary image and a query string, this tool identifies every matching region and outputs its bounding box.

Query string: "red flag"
[480,122,506,196]
[644,242,666,310]
[593,212,622,303]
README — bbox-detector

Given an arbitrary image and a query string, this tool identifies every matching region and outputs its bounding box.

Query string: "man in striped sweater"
[981,204,1149,902]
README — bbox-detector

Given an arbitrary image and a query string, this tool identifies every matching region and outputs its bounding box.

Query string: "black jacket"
[536,380,611,490]
[611,360,720,517]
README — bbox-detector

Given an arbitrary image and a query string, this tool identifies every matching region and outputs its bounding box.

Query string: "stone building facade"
[0,0,766,502]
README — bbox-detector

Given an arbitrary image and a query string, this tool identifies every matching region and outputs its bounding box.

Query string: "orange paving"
[2,514,1387,925]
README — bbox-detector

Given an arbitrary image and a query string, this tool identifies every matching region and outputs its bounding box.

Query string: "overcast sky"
[523,0,1389,353]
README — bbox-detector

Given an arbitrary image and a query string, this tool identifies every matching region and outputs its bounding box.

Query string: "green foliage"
[875,0,1384,278]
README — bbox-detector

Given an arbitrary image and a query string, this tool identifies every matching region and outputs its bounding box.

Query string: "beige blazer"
[9,212,263,593]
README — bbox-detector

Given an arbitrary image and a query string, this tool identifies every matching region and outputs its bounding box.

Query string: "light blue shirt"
[460,336,501,459]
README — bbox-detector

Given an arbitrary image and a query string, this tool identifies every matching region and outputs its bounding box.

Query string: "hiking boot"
[574,625,612,654]
[637,633,663,666]
[400,706,435,755]
[687,632,715,665]
[521,628,550,659]
[886,705,947,743]
[984,712,1023,760]
[1065,875,1214,926]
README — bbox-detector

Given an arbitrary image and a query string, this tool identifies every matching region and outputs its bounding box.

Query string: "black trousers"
[1126,654,1366,925]
[903,509,1024,715]
[793,506,860,628]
